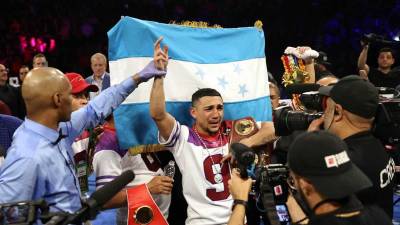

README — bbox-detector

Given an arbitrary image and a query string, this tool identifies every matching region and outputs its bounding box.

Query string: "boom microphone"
[91,170,135,206]
[65,170,135,224]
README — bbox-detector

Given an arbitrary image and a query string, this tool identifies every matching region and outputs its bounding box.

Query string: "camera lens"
[299,91,324,111]
[273,106,323,136]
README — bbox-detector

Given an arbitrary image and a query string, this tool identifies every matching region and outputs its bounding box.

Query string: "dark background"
[1,0,400,82]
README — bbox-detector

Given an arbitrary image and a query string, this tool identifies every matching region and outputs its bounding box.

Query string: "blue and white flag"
[108,17,272,149]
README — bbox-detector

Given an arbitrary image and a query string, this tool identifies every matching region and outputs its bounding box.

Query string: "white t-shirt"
[159,120,233,225]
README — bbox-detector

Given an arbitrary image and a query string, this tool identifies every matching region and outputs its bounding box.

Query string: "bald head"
[23,67,72,123]
[316,76,338,86]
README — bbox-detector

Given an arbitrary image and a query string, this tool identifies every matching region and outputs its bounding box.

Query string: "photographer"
[357,39,399,87]
[226,131,392,225]
[285,131,391,224]
[309,75,395,218]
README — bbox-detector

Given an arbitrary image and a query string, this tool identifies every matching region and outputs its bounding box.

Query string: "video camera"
[274,85,400,146]
[273,89,324,136]
[361,33,393,46]
[360,33,400,51]
[230,143,291,224]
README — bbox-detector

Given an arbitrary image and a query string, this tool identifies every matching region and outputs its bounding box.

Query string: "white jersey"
[93,127,171,225]
[159,120,233,225]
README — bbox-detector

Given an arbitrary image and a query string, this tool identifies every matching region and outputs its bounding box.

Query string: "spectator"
[32,53,48,68]
[65,72,99,196]
[19,65,30,84]
[358,44,399,88]
[314,51,334,80]
[86,53,110,100]
[269,82,280,109]
[93,116,172,225]
[0,64,25,119]
[309,75,395,217]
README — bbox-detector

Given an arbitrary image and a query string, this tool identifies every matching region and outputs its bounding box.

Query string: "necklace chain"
[193,128,223,171]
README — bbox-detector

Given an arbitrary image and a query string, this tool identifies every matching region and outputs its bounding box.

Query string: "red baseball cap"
[65,72,99,94]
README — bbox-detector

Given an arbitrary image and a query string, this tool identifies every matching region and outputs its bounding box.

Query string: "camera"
[231,144,292,223]
[273,105,323,136]
[373,98,400,145]
[258,164,290,205]
[361,33,399,47]
[299,91,325,112]
[362,33,387,45]
[0,200,47,225]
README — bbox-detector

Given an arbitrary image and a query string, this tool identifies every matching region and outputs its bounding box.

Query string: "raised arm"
[358,42,370,74]
[150,37,176,141]
[297,46,316,84]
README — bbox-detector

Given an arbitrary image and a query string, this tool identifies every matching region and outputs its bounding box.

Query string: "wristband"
[232,199,248,211]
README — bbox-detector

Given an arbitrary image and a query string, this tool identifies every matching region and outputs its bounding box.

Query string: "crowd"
[0,3,400,224]
[1,0,400,78]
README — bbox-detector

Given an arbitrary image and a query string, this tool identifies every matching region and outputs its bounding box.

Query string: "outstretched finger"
[154,36,163,50]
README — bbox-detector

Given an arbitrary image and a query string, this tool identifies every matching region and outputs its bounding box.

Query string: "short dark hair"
[20,65,29,70]
[191,88,222,106]
[378,47,395,57]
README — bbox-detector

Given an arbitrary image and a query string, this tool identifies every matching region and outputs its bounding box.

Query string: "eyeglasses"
[0,68,9,73]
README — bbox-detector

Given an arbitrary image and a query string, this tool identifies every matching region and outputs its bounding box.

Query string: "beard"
[292,187,314,218]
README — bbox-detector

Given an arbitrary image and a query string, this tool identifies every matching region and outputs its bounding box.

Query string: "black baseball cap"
[319,75,379,118]
[316,51,332,67]
[288,131,372,199]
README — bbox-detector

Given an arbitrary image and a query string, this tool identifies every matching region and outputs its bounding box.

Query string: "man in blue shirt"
[0,41,168,216]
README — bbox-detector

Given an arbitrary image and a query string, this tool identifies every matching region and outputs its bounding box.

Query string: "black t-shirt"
[368,67,400,88]
[308,197,392,225]
[344,131,394,218]
[0,84,25,119]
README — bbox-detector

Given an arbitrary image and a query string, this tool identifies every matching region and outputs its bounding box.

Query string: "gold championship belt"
[128,144,165,156]
[229,117,273,166]
[230,117,259,144]
[127,184,168,225]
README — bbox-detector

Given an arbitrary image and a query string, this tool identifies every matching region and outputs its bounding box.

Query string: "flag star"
[195,67,205,79]
[238,84,248,97]
[233,64,242,75]
[217,76,228,89]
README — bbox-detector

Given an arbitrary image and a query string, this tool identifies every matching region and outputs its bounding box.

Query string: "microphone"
[64,170,135,224]
[230,143,255,179]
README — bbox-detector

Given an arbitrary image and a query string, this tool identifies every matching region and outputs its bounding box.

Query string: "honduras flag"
[108,17,272,149]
